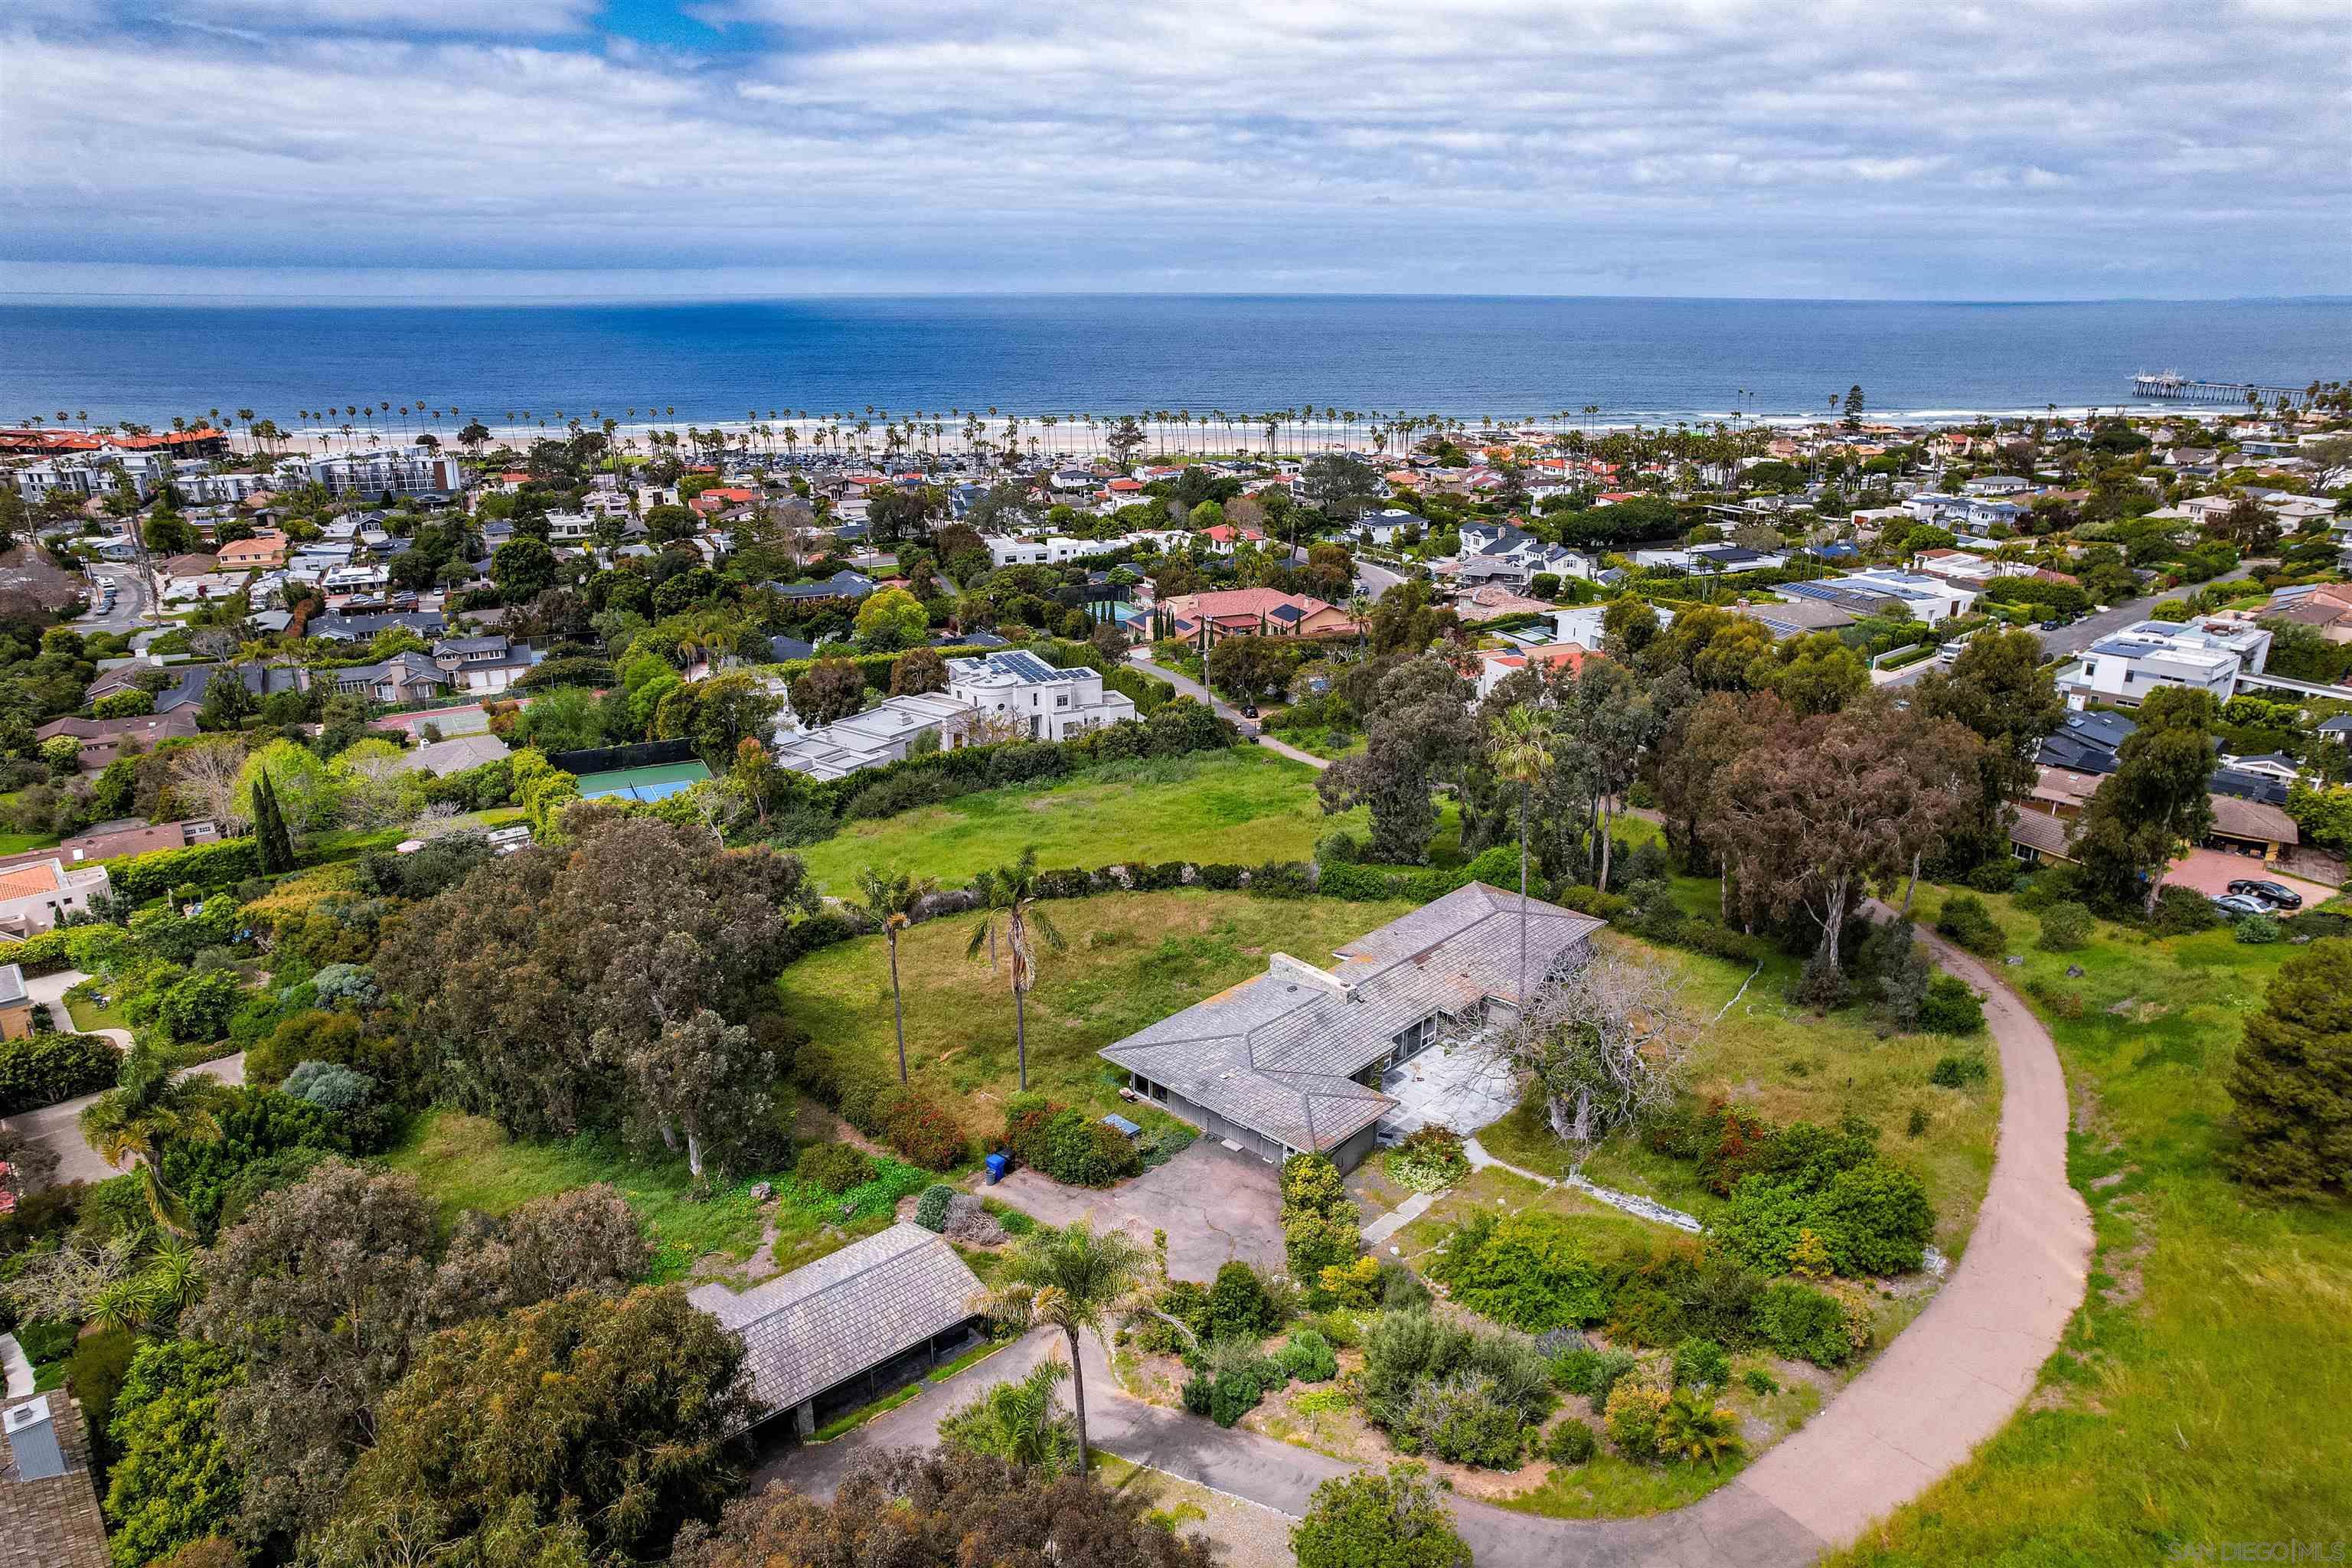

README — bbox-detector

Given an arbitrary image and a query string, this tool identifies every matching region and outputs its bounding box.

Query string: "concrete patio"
[989,1137,1284,1282]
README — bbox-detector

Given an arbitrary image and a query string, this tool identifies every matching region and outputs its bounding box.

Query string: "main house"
[1158,587,1358,645]
[1099,884,1603,1172]
[942,649,1136,742]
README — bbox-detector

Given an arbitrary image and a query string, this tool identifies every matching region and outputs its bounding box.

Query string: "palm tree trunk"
[890,936,909,1085]
[1014,982,1029,1092]
[1067,1325,1089,1473]
[1517,780,1531,999]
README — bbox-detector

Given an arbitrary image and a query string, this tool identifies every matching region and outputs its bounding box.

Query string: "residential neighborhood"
[2,390,2350,1568]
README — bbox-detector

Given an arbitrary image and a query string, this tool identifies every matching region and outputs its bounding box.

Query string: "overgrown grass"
[0,831,60,854]
[789,748,1359,894]
[1476,929,2001,1256]
[379,1109,788,1284]
[773,890,1413,1132]
[1828,884,2352,1566]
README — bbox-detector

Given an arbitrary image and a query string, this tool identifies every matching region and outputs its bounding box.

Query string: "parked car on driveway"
[2211,893,2272,918]
[2226,879,2304,910]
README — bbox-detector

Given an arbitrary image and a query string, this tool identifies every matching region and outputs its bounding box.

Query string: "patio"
[1376,1037,1520,1142]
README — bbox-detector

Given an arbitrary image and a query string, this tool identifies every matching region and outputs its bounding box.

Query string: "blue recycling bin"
[985,1152,1010,1184]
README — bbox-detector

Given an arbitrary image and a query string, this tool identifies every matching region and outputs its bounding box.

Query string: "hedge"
[786,697,1236,820]
[109,838,263,903]
[5,929,79,978]
[0,1034,120,1116]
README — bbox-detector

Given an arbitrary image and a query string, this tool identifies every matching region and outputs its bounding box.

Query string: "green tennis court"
[573,760,712,802]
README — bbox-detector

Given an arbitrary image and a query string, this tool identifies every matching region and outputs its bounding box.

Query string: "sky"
[2,0,2347,302]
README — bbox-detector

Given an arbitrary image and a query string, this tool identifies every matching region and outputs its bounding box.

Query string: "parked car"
[2211,893,2272,918]
[2226,878,2304,910]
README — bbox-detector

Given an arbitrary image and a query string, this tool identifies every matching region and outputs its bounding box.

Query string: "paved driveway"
[2163,846,2335,903]
[991,1138,1283,1282]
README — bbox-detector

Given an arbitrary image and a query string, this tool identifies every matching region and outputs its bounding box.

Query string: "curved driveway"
[757,926,2090,1566]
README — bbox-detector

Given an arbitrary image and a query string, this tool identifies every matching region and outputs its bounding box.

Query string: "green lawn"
[791,749,1354,894]
[65,995,129,1034]
[1478,928,2001,1256]
[773,889,1413,1133]
[0,831,60,854]
[1830,885,2352,1566]
[379,1109,791,1284]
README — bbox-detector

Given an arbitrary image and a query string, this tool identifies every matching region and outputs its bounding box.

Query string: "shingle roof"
[688,1223,981,1419]
[2007,808,2074,859]
[1100,883,1602,1153]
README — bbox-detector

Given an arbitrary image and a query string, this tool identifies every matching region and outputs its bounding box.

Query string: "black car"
[2226,878,2303,910]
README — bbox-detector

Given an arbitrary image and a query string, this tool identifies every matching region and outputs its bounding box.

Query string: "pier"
[2132,371,2309,408]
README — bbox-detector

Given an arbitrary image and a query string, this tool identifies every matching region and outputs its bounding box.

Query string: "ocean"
[2,295,2344,436]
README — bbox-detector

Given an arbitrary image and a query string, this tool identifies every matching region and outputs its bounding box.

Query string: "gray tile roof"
[1100,883,1602,1154]
[688,1222,981,1417]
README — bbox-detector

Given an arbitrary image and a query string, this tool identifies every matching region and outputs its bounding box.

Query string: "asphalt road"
[1354,559,1407,599]
[72,561,150,633]
[1878,563,2261,689]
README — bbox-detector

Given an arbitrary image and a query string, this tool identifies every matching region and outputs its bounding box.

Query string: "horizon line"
[5,289,2351,310]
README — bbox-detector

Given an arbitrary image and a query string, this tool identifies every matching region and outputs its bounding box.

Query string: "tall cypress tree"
[2228,937,2352,1198]
[252,769,295,874]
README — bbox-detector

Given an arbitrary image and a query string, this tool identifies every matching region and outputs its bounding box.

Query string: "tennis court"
[573,760,713,802]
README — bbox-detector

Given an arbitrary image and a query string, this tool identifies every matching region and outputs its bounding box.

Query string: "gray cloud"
[2,0,2346,296]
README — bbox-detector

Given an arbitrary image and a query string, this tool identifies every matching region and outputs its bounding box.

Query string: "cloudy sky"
[4,0,2347,299]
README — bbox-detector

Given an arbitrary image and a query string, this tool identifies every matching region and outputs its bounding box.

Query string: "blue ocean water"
[0,295,2344,431]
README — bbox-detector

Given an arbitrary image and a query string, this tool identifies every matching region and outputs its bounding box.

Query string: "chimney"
[1269,952,1353,1000]
[5,1395,67,1481]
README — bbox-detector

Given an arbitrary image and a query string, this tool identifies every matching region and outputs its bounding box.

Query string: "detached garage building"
[1098,883,1602,1173]
[688,1222,987,1438]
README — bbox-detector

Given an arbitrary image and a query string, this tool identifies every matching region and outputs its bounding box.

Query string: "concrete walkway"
[1129,655,1331,771]
[24,969,133,1052]
[759,919,2091,1565]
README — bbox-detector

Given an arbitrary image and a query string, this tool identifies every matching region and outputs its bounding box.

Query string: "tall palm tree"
[855,866,939,1084]
[976,1220,1150,1475]
[965,847,1065,1093]
[1488,704,1554,1000]
[78,1045,224,1233]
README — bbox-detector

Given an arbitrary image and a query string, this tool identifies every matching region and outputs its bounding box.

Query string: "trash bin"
[985,1152,1009,1185]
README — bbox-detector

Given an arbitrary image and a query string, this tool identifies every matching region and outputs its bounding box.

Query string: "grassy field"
[773,889,1413,1132]
[0,831,60,854]
[1477,929,2001,1257]
[65,994,129,1033]
[379,1110,791,1284]
[791,749,1356,894]
[1829,885,2352,1566]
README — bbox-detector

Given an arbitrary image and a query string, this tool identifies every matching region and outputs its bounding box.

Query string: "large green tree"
[2227,937,2352,1198]
[1292,1462,1472,1568]
[103,1340,243,1568]
[975,1220,1151,1475]
[1318,655,1478,862]
[1913,628,2066,867]
[315,1287,749,1568]
[2069,688,2217,916]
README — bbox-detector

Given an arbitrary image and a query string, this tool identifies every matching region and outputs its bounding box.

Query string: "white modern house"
[275,446,461,498]
[1783,570,1978,625]
[944,650,1137,741]
[2058,618,2270,707]
[768,692,978,780]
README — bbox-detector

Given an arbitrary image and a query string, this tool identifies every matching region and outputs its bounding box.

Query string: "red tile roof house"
[1159,588,1358,645]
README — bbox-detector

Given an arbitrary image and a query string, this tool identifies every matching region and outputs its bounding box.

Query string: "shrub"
[1383,1125,1469,1194]
[796,1142,874,1194]
[1656,1389,1746,1469]
[881,1090,970,1171]
[1966,861,2018,894]
[1396,1370,1525,1468]
[1204,1259,1281,1341]
[0,1034,119,1116]
[1042,1108,1139,1186]
[1545,1417,1599,1465]
[914,1184,956,1232]
[1603,1379,1671,1462]
[1935,893,2004,957]
[1918,973,1986,1035]
[1282,1153,1361,1288]
[1277,1328,1339,1383]
[1815,1161,1936,1276]
[157,971,244,1045]
[1929,1052,1990,1089]
[2150,884,2223,936]
[281,1059,377,1112]
[2234,913,2282,945]
[1318,1254,1382,1308]
[1672,1337,1730,1392]
[2037,900,2095,952]
[1429,1210,1606,1332]
[1292,1463,1470,1568]
[1753,1282,1854,1367]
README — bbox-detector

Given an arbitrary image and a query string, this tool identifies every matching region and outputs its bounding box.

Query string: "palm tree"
[855,866,939,1085]
[965,848,1066,1093]
[1488,704,1554,1000]
[1658,1390,1745,1469]
[939,1356,1080,1474]
[78,1045,224,1233]
[976,1220,1151,1475]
